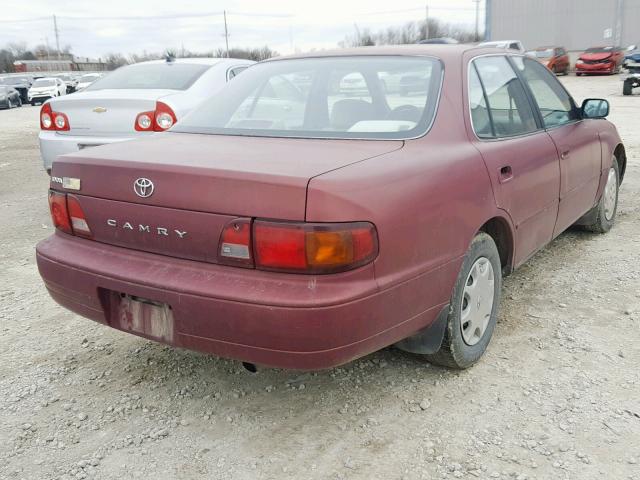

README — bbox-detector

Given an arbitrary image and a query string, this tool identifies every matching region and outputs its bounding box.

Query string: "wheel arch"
[478,215,515,277]
[613,143,627,183]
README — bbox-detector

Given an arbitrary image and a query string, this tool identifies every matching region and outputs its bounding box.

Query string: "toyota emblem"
[133,178,154,198]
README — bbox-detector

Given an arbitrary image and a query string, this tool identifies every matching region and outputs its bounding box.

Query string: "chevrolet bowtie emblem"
[92,106,107,113]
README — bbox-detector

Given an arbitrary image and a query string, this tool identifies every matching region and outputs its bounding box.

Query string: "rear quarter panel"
[306,57,504,309]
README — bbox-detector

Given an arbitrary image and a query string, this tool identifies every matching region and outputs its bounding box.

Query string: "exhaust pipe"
[242,362,258,373]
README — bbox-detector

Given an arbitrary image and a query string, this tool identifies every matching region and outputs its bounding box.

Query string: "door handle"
[560,150,570,160]
[499,165,513,183]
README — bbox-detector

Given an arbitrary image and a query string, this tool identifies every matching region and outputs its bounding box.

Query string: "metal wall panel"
[487,0,639,51]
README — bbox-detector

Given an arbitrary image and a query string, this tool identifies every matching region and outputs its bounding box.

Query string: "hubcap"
[460,257,495,346]
[603,167,618,221]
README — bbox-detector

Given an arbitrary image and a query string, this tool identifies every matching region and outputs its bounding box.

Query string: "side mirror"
[581,98,609,119]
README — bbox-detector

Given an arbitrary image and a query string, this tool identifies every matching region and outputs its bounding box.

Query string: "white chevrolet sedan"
[39,57,254,173]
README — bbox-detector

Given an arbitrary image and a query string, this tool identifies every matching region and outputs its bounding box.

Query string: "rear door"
[468,55,560,266]
[514,56,602,236]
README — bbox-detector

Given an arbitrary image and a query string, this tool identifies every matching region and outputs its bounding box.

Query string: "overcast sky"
[1,1,485,58]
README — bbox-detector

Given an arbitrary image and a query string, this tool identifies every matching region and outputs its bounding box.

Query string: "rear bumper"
[36,233,456,370]
[39,131,141,173]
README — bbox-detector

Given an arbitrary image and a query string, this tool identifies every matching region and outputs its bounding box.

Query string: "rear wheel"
[425,233,502,369]
[584,159,619,233]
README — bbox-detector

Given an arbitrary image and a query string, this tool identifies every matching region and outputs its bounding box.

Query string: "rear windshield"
[173,56,442,140]
[86,63,210,91]
[33,79,55,87]
[528,49,554,58]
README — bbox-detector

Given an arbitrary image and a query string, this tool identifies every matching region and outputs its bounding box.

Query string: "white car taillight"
[134,101,177,132]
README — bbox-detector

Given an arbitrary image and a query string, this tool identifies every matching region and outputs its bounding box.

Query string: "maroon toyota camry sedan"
[37,45,626,370]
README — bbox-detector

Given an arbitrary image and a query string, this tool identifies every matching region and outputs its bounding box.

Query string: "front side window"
[174,56,443,140]
[513,57,577,128]
[472,56,538,138]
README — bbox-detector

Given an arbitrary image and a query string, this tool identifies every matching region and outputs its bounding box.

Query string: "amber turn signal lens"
[306,231,353,267]
[253,221,378,274]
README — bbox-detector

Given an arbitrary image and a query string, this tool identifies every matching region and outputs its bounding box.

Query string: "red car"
[37,46,626,370]
[576,46,625,75]
[526,46,570,75]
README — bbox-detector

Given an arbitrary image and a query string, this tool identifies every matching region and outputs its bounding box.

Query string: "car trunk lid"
[51,89,177,137]
[51,133,402,262]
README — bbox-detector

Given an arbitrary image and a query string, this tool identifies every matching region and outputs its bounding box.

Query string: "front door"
[469,56,561,266]
[514,57,602,236]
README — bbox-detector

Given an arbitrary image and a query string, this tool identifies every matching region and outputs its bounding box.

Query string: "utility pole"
[223,10,230,58]
[473,0,481,41]
[425,4,429,40]
[44,37,51,71]
[53,15,61,60]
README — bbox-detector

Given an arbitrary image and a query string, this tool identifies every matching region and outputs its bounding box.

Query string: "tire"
[17,97,22,107]
[576,72,582,77]
[7,99,13,109]
[425,232,502,369]
[583,158,619,234]
[623,80,633,96]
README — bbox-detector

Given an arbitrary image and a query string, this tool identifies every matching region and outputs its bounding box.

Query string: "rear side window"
[471,56,538,138]
[513,57,577,128]
[469,66,493,138]
[86,63,210,91]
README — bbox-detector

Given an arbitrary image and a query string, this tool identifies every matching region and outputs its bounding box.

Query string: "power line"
[0,11,294,24]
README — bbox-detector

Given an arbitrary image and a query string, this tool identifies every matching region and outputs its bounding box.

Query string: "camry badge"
[92,106,107,113]
[133,178,154,198]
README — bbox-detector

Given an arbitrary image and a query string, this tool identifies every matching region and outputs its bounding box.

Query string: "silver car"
[39,57,254,173]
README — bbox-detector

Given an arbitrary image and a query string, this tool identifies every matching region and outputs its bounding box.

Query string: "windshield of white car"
[32,79,56,87]
[528,49,554,58]
[85,63,210,91]
[174,56,442,140]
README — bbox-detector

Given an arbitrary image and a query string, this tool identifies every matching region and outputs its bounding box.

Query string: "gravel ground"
[1,75,639,480]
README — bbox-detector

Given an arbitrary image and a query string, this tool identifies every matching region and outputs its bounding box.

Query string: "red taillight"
[253,222,307,271]
[135,111,154,131]
[66,194,92,237]
[154,101,176,131]
[252,221,378,274]
[48,190,91,237]
[48,191,71,234]
[216,219,378,273]
[218,218,253,267]
[134,101,177,132]
[40,103,70,131]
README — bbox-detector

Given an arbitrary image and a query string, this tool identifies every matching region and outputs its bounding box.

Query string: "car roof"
[131,57,253,66]
[480,40,520,44]
[266,44,497,63]
[33,77,58,81]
